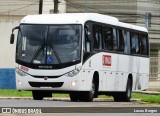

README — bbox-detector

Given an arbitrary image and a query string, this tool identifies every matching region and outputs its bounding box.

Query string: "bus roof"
[21,13,147,32]
[119,22,148,33]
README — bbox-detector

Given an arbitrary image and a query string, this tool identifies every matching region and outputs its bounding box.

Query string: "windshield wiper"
[30,45,44,64]
[50,44,61,64]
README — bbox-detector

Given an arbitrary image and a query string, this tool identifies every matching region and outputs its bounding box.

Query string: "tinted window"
[84,25,91,52]
[131,32,139,54]
[123,30,131,54]
[117,29,124,52]
[103,27,113,51]
[113,28,118,51]
[140,34,148,55]
[93,25,103,50]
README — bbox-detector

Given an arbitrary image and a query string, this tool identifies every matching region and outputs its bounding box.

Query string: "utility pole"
[39,0,43,14]
[84,0,88,12]
[145,12,151,29]
[54,0,59,13]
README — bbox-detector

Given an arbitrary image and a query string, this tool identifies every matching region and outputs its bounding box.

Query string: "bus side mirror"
[10,26,19,44]
[10,33,15,44]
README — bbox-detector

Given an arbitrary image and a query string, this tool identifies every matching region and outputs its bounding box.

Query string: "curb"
[134,91,160,95]
[0,97,140,102]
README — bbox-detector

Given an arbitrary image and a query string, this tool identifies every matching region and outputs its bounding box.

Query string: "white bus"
[10,13,149,102]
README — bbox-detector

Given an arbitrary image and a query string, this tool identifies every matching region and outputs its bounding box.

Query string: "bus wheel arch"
[128,74,133,90]
[113,74,133,102]
[124,74,133,102]
[81,71,99,101]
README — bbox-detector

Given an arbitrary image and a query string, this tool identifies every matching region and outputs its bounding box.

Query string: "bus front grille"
[31,75,62,78]
[28,82,64,88]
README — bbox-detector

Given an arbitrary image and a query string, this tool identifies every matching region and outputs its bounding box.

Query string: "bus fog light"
[70,81,76,86]
[17,80,22,85]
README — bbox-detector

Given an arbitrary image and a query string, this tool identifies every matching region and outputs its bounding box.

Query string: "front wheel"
[32,91,43,100]
[69,80,96,102]
[70,92,80,102]
[80,80,96,102]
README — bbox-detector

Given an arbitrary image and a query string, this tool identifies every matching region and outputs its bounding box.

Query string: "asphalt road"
[0,99,140,107]
[0,99,159,115]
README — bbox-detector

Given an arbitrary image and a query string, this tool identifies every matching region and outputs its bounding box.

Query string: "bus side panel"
[118,55,133,91]
[81,68,94,91]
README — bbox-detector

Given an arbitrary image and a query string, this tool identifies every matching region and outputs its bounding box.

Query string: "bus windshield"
[16,24,82,65]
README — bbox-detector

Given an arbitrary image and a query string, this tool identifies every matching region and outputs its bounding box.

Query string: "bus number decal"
[103,55,111,66]
[21,65,29,72]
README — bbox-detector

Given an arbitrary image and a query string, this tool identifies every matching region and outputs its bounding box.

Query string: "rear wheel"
[113,78,132,102]
[123,78,132,102]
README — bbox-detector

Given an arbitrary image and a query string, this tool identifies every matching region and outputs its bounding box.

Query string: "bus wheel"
[32,91,43,100]
[80,80,96,102]
[113,78,132,102]
[123,78,132,102]
[69,92,79,102]
[113,94,121,102]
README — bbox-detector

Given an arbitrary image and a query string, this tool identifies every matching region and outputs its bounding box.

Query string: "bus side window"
[140,34,148,56]
[84,25,91,52]
[131,32,139,55]
[123,30,131,54]
[117,29,124,53]
[93,25,103,50]
[113,28,118,51]
[103,27,113,51]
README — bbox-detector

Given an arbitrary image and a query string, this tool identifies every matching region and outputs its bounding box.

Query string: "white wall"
[0,21,19,68]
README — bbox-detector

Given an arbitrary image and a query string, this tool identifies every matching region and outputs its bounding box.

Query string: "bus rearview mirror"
[10,33,15,44]
[10,26,20,44]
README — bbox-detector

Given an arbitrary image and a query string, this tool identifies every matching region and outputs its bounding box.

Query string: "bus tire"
[32,91,43,100]
[69,92,79,102]
[123,78,132,102]
[80,80,96,102]
[113,94,122,102]
[113,78,132,102]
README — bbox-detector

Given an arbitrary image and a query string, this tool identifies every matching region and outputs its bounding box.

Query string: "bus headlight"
[16,68,27,77]
[66,67,81,77]
[70,81,77,86]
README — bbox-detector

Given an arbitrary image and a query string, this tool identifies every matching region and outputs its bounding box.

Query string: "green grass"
[0,89,32,97]
[0,89,160,104]
[132,93,160,104]
[0,89,69,98]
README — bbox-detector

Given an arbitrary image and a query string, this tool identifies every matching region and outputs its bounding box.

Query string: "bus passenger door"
[81,24,92,90]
